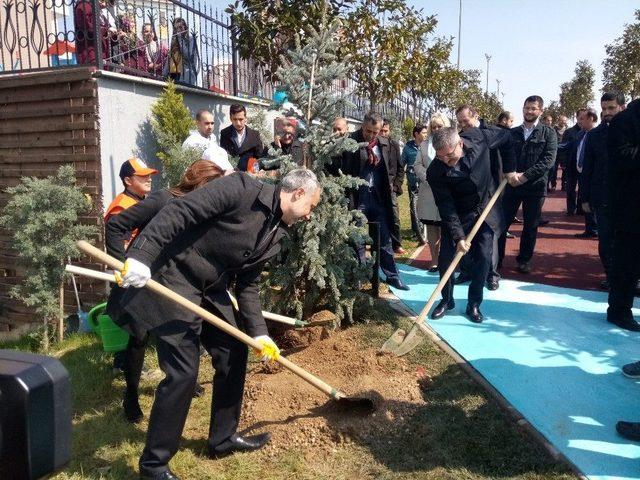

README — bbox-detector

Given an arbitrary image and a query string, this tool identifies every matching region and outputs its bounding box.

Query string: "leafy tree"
[246,107,271,145]
[261,10,371,322]
[402,116,415,141]
[227,0,353,82]
[150,81,196,186]
[603,9,640,99]
[342,0,437,108]
[557,60,595,118]
[0,166,96,350]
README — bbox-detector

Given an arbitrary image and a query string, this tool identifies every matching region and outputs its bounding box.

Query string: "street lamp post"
[484,53,492,95]
[457,0,462,68]
[496,79,501,99]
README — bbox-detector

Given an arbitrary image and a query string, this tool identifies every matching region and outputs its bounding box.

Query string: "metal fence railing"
[0,0,426,122]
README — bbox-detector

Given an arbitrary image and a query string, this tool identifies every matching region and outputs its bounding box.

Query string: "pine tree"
[261,9,372,323]
[0,166,96,350]
[150,81,198,186]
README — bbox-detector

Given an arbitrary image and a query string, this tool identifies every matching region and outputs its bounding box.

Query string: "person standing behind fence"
[414,113,451,272]
[401,124,428,246]
[164,17,200,86]
[140,23,168,77]
[74,0,114,66]
[220,104,264,172]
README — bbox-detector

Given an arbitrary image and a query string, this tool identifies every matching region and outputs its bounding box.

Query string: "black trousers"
[439,221,493,306]
[124,333,148,398]
[499,191,545,265]
[594,205,613,280]
[390,191,402,249]
[139,319,248,475]
[566,172,579,214]
[608,230,640,321]
[408,186,426,243]
[357,188,400,280]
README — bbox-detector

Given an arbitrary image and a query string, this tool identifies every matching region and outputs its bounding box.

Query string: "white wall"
[95,71,277,208]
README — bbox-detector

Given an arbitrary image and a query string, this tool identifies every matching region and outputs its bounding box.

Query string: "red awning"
[44,40,76,56]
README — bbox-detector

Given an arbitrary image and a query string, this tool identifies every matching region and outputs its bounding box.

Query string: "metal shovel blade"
[334,396,376,415]
[381,323,426,357]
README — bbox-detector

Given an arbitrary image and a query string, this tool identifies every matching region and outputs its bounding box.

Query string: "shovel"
[67,258,90,333]
[382,178,508,356]
[65,264,313,329]
[74,240,375,413]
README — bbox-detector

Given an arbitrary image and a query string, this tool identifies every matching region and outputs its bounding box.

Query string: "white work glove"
[253,335,280,363]
[115,258,151,288]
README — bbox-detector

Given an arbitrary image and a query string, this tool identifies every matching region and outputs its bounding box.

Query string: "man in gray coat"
[114,169,322,480]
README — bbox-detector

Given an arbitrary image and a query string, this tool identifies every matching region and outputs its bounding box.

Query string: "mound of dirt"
[239,328,428,455]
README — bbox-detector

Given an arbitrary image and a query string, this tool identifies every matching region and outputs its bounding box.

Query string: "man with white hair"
[113,169,322,479]
[427,126,516,323]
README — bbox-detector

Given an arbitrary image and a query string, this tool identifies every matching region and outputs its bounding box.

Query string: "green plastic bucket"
[87,302,129,352]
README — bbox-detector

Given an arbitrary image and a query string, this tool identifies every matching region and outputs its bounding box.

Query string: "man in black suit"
[498,95,557,274]
[113,169,322,480]
[580,93,626,291]
[380,118,405,254]
[342,112,409,290]
[219,104,264,172]
[561,110,584,215]
[606,97,640,333]
[427,126,515,323]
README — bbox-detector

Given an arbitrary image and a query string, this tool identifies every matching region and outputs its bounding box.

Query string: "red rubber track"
[411,190,605,291]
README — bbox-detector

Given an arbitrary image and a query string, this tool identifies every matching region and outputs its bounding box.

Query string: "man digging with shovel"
[110,169,322,480]
[427,126,516,323]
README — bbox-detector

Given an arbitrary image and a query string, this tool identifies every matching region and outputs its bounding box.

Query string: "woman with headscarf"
[413,112,451,272]
[164,17,200,86]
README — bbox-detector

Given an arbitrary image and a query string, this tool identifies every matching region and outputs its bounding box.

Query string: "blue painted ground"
[389,263,640,480]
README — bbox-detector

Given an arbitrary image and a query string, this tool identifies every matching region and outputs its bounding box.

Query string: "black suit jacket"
[608,98,640,233]
[114,173,288,338]
[389,138,404,194]
[341,130,396,219]
[579,123,609,207]
[219,125,264,171]
[427,127,515,243]
[509,123,557,197]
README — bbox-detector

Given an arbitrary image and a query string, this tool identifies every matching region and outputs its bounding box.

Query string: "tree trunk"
[58,280,64,342]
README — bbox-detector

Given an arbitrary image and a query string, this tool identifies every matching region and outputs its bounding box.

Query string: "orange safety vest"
[104,192,141,250]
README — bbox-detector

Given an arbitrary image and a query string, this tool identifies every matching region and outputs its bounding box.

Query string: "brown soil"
[239,327,428,455]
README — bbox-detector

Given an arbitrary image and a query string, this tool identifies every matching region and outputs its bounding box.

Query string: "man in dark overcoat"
[342,112,409,290]
[427,126,515,323]
[112,169,322,480]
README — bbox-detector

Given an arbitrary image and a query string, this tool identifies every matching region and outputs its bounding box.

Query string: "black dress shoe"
[123,393,143,424]
[210,433,271,458]
[465,304,484,323]
[616,421,640,441]
[607,316,640,332]
[487,279,499,291]
[386,276,410,291]
[454,273,471,285]
[431,299,455,320]
[538,218,550,226]
[140,469,180,480]
[428,265,439,273]
[599,279,610,290]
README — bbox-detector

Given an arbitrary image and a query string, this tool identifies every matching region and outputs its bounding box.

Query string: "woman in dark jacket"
[106,159,226,423]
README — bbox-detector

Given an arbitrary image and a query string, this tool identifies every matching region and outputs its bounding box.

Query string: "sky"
[206,0,638,123]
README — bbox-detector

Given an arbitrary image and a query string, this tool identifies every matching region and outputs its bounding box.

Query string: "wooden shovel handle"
[76,240,345,400]
[414,178,508,332]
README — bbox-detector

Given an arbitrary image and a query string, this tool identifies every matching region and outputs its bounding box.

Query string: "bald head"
[332,117,348,136]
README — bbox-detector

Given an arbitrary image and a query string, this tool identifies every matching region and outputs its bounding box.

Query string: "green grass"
[0,305,574,480]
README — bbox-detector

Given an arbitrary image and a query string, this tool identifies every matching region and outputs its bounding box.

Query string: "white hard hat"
[202,145,234,172]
